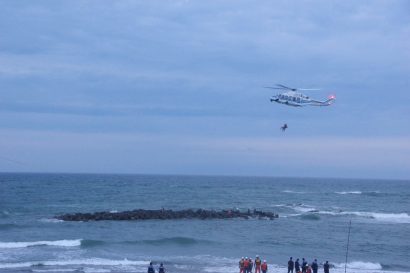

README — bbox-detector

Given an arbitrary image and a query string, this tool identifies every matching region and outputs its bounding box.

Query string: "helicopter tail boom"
[310,95,336,106]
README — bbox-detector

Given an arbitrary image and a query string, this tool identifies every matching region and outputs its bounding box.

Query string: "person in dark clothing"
[302,258,307,273]
[324,261,330,273]
[248,258,254,273]
[158,263,165,273]
[239,257,245,273]
[295,258,300,273]
[311,259,318,273]
[288,257,294,273]
[148,262,155,273]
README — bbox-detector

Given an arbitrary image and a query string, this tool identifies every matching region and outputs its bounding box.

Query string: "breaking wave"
[334,261,382,270]
[0,255,405,273]
[344,212,410,224]
[291,204,319,213]
[0,258,147,269]
[0,239,82,249]
[285,204,410,224]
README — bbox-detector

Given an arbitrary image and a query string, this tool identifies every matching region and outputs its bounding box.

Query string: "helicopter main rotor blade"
[264,86,287,90]
[265,84,321,91]
[276,84,296,91]
[297,88,322,91]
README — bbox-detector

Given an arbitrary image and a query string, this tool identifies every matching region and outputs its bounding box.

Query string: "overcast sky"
[0,0,409,179]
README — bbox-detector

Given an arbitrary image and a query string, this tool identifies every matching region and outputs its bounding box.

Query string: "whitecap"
[346,212,410,224]
[0,239,82,249]
[282,190,308,194]
[335,191,362,195]
[39,218,64,223]
[292,204,318,213]
[280,213,302,218]
[270,204,288,207]
[301,210,410,224]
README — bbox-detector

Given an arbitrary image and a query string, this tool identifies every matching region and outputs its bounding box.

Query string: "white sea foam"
[0,258,148,269]
[335,191,362,195]
[285,203,410,224]
[0,239,82,249]
[292,204,318,213]
[4,257,405,273]
[303,209,410,223]
[270,204,288,207]
[334,261,382,270]
[83,268,111,273]
[32,269,78,272]
[345,212,410,224]
[310,210,410,223]
[282,190,308,194]
[280,213,302,218]
[40,218,64,223]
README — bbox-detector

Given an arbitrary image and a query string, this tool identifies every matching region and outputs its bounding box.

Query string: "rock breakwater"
[55,209,278,221]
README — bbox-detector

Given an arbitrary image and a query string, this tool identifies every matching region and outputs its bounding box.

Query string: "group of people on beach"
[148,262,165,273]
[287,257,330,273]
[146,256,330,273]
[239,256,269,273]
[238,256,330,273]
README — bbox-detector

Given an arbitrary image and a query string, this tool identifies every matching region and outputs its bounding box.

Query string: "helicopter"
[265,84,336,107]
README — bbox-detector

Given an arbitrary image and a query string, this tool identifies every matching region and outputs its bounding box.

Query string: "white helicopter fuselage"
[270,91,335,107]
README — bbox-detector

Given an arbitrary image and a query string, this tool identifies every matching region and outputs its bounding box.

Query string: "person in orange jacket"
[261,260,268,273]
[255,255,262,273]
[244,257,250,273]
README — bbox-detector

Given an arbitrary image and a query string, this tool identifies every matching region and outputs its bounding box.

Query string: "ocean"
[0,173,409,273]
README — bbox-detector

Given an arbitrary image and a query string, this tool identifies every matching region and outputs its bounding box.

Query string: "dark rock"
[55,208,278,222]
